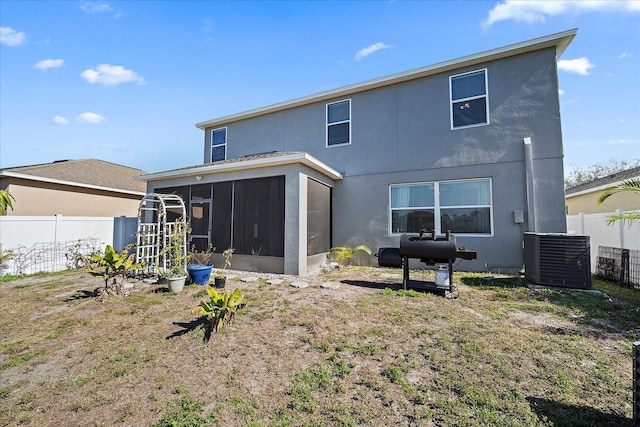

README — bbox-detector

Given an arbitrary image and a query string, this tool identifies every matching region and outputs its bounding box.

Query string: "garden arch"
[135,193,187,275]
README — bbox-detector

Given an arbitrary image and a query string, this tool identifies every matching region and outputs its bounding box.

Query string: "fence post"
[113,216,125,252]
[634,341,639,425]
[621,249,630,287]
[54,213,63,244]
[615,209,625,249]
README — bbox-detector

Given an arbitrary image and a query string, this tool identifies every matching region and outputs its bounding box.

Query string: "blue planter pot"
[186,263,213,285]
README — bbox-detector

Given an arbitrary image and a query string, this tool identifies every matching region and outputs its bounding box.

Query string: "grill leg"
[403,256,409,291]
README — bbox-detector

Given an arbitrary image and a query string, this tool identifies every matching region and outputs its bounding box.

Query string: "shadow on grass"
[340,279,403,291]
[459,276,527,288]
[64,288,101,301]
[526,397,633,426]
[341,279,457,298]
[166,317,211,342]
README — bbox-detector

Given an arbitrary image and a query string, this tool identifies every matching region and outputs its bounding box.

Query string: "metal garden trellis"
[135,193,187,276]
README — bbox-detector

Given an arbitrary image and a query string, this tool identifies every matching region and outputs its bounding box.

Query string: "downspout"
[523,137,535,232]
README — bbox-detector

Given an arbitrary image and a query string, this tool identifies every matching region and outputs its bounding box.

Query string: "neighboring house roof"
[137,151,343,182]
[196,28,577,130]
[565,166,640,198]
[0,159,147,196]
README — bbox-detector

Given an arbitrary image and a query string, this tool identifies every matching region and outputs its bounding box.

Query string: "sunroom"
[136,152,342,275]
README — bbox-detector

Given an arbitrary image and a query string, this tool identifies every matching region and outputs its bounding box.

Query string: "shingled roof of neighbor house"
[0,159,147,195]
[565,165,640,196]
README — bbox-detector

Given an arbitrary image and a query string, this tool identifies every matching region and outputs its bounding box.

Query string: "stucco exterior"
[140,30,576,275]
[0,160,147,217]
[1,178,142,217]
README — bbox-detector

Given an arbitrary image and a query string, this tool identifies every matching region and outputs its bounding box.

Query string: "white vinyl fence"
[566,210,640,273]
[0,215,137,275]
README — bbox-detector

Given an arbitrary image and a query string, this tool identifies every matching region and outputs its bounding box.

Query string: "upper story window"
[326,99,351,147]
[450,69,489,129]
[211,127,227,162]
[390,178,492,235]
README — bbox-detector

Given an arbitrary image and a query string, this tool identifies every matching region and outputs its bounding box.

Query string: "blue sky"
[1,1,639,176]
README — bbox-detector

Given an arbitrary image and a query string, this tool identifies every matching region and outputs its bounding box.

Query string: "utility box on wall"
[523,233,591,289]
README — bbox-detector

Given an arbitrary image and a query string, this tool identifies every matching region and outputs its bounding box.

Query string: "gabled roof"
[0,159,147,195]
[196,28,577,130]
[565,166,640,197]
[136,151,343,182]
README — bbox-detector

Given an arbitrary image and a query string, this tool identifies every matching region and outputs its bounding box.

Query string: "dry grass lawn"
[0,266,638,426]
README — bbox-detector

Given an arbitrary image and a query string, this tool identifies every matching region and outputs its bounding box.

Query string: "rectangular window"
[450,69,488,129]
[390,178,492,235]
[327,99,350,146]
[211,127,227,162]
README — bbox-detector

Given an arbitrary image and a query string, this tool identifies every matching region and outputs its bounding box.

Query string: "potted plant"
[158,218,190,293]
[214,248,234,289]
[186,244,215,286]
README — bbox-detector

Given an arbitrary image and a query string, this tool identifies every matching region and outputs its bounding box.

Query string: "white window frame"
[449,69,489,130]
[326,99,351,147]
[211,127,227,162]
[389,178,494,237]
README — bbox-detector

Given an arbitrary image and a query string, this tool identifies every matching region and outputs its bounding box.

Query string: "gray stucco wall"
[200,47,567,273]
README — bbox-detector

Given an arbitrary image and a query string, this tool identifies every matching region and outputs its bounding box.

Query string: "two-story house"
[138,29,577,275]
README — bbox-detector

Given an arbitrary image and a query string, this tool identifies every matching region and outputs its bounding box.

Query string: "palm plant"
[0,190,15,215]
[192,287,246,333]
[328,245,372,265]
[597,178,640,225]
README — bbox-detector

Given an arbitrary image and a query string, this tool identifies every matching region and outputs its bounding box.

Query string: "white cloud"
[76,112,105,124]
[33,58,64,70]
[607,138,637,145]
[558,89,565,96]
[485,0,640,26]
[81,1,113,13]
[0,26,26,46]
[80,1,121,18]
[52,116,69,125]
[355,42,391,61]
[619,51,631,59]
[558,57,594,75]
[80,64,146,86]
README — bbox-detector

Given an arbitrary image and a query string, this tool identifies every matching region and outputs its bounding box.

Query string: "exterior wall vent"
[523,233,591,289]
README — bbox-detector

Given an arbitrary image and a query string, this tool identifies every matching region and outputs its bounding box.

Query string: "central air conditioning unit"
[523,233,591,289]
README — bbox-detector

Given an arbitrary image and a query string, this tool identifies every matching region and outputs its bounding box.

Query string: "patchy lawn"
[0,267,637,426]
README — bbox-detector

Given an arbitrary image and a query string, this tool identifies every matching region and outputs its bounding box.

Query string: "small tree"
[89,245,145,300]
[597,178,640,225]
[565,159,640,188]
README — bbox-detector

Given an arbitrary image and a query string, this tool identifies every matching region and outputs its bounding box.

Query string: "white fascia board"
[137,152,344,182]
[196,29,577,130]
[0,171,145,196]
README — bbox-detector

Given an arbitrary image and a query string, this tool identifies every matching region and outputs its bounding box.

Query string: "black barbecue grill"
[376,229,477,296]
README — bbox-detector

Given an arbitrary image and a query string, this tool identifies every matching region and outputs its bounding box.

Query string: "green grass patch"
[152,396,217,427]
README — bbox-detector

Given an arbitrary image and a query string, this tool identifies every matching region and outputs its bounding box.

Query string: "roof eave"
[136,152,344,182]
[0,171,146,196]
[196,28,577,130]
